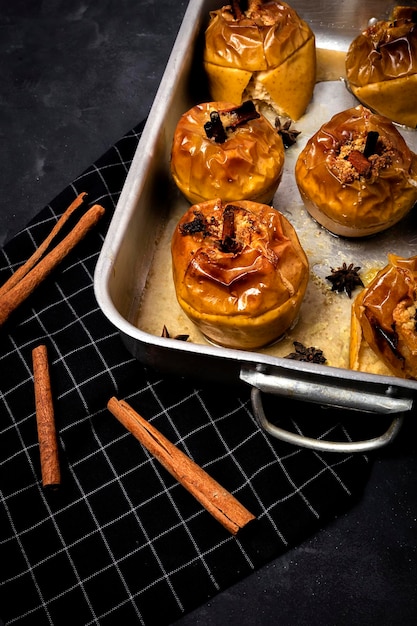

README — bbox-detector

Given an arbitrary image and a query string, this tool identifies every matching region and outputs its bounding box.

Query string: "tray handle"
[241,367,411,452]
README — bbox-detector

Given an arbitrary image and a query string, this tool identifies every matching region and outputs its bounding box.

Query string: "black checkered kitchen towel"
[0,119,373,625]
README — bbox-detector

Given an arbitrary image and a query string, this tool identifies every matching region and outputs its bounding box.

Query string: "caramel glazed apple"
[345,5,417,129]
[171,199,309,350]
[170,100,285,205]
[350,253,417,380]
[203,0,316,122]
[295,105,417,238]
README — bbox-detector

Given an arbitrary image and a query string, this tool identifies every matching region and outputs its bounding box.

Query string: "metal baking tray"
[94,0,417,451]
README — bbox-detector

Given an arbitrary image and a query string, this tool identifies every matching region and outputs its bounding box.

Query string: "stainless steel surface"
[94,0,417,448]
[242,362,413,450]
[251,387,405,452]
[242,366,415,414]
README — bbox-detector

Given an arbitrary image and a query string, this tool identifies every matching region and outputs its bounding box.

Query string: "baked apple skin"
[171,198,309,350]
[350,254,417,379]
[170,101,285,205]
[203,1,316,121]
[295,105,417,238]
[345,6,417,128]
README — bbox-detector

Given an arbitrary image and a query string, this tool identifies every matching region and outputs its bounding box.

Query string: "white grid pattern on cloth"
[0,121,372,626]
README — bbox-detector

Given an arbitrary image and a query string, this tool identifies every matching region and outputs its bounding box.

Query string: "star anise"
[161,326,189,341]
[326,262,364,298]
[284,341,327,364]
[274,117,301,148]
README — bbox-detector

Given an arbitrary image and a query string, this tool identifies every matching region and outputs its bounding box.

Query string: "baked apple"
[295,105,417,238]
[171,198,309,350]
[350,253,417,379]
[345,6,417,128]
[203,0,316,121]
[170,100,285,205]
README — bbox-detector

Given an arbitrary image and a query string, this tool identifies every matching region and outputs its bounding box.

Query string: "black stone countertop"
[1,2,416,625]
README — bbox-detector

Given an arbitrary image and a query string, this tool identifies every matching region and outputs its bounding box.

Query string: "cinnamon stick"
[0,192,88,298]
[0,200,105,326]
[107,397,256,534]
[32,344,60,489]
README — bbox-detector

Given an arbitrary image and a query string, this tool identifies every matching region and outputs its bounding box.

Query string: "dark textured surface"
[0,1,417,625]
[0,0,188,245]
